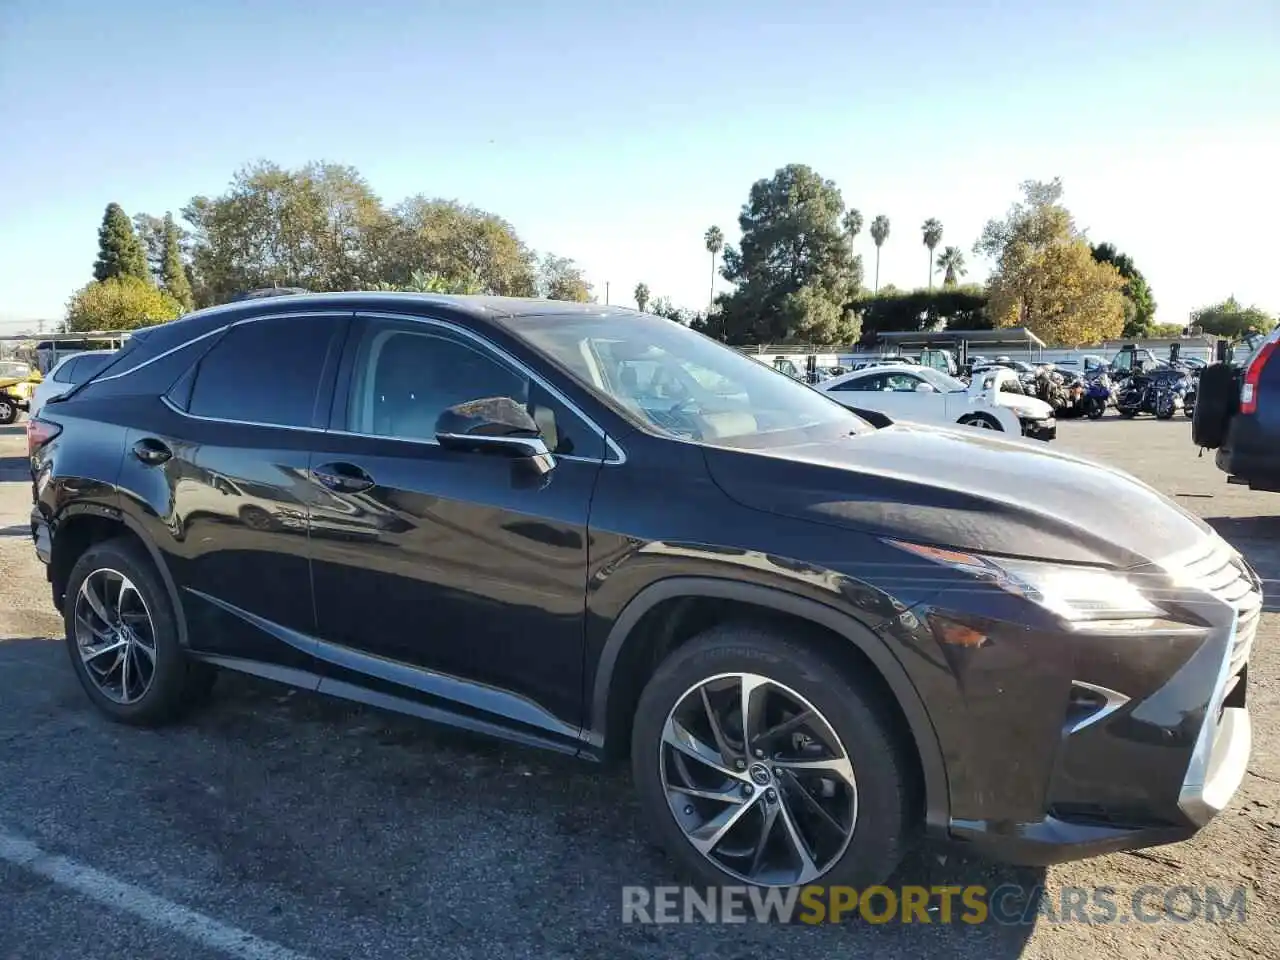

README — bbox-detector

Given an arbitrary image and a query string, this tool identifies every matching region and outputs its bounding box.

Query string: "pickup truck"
[1194,327,1280,492]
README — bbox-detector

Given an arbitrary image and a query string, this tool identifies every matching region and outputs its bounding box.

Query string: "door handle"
[312,462,376,494]
[132,438,172,465]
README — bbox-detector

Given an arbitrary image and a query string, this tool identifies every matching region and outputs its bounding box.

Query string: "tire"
[0,397,16,425]
[958,413,1002,431]
[631,624,912,890]
[1118,407,1138,419]
[1155,399,1174,420]
[63,537,215,726]
[1086,399,1105,420]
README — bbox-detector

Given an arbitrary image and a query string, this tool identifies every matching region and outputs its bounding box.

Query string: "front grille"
[1173,540,1262,678]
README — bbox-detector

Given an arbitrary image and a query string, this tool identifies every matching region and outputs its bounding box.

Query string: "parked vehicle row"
[28,293,1257,891]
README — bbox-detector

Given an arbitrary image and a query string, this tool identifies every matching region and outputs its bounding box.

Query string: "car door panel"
[306,314,602,736]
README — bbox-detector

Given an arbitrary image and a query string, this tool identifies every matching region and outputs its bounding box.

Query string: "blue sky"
[1,0,1277,331]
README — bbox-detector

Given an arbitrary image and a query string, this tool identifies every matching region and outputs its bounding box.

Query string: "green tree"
[390,197,536,296]
[717,165,862,344]
[1190,297,1277,339]
[1091,242,1156,337]
[93,203,149,282]
[921,218,943,292]
[634,282,651,312]
[539,254,592,302]
[160,213,194,310]
[869,215,890,294]
[66,276,182,332]
[704,226,724,315]
[842,209,863,269]
[935,246,967,287]
[856,285,990,341]
[132,213,167,282]
[977,179,1127,345]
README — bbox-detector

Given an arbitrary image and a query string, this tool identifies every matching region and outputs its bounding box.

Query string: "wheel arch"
[588,577,950,830]
[49,505,189,648]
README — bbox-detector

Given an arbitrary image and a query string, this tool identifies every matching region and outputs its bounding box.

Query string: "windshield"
[914,367,967,393]
[510,312,871,447]
[0,361,32,379]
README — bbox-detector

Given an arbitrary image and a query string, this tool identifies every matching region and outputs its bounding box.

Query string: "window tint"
[53,358,82,383]
[884,373,923,392]
[347,325,588,456]
[188,315,337,427]
[71,354,112,384]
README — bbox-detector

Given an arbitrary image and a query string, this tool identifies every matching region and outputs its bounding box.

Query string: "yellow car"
[0,360,42,424]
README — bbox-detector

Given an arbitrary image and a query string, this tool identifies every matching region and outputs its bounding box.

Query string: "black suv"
[28,294,1258,889]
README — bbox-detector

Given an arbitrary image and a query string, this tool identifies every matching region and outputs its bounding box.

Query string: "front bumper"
[1021,415,1057,441]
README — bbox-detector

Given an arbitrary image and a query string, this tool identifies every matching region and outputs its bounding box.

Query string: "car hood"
[703,422,1212,567]
[988,392,1054,417]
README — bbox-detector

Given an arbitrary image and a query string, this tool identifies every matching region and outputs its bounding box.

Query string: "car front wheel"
[631,624,912,889]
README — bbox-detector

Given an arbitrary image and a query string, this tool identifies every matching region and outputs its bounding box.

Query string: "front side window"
[186,315,339,427]
[883,373,924,392]
[508,311,870,448]
[345,322,587,455]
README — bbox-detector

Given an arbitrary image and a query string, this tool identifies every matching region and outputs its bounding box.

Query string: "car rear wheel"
[631,624,912,889]
[0,397,16,425]
[63,538,215,726]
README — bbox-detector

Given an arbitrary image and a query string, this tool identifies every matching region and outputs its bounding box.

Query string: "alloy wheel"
[659,672,858,886]
[72,568,157,705]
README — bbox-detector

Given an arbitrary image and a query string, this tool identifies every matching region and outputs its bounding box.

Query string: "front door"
[305,314,606,741]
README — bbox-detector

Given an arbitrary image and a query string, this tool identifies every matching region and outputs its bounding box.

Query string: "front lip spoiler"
[1178,706,1252,825]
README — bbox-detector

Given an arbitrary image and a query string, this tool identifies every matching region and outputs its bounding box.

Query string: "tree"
[1190,297,1277,339]
[159,213,194,311]
[936,246,967,287]
[921,218,943,292]
[93,203,149,282]
[704,226,724,315]
[978,179,1126,345]
[842,209,864,267]
[634,282,651,312]
[132,213,166,282]
[66,276,182,332]
[1091,242,1157,337]
[869,215,890,294]
[539,254,592,302]
[390,197,536,296]
[716,165,862,344]
[856,285,990,341]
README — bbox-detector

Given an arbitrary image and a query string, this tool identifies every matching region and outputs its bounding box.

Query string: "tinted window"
[884,373,924,392]
[188,315,337,427]
[346,324,587,455]
[53,358,82,383]
[829,376,873,393]
[70,354,112,384]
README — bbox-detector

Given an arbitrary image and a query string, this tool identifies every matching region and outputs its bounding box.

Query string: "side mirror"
[435,397,555,475]
[914,382,936,393]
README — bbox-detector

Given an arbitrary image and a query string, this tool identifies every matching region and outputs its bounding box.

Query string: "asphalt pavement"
[0,418,1275,959]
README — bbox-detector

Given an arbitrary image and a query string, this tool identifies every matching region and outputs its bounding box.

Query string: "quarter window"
[186,315,339,427]
[53,358,82,383]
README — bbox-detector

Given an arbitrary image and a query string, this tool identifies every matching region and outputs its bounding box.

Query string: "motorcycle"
[1082,371,1113,419]
[1117,367,1192,419]
[1154,370,1194,420]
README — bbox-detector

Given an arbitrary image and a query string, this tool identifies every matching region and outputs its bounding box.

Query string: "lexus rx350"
[28,294,1257,888]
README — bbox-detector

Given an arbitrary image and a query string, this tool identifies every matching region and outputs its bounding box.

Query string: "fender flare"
[53,503,190,649]
[589,576,949,830]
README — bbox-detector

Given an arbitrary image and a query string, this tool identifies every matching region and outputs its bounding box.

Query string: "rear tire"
[63,538,215,726]
[631,624,912,889]
[0,397,16,425]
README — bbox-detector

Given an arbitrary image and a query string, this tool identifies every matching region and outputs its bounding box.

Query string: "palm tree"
[869,215,890,294]
[634,282,650,312]
[921,218,944,292]
[704,226,724,315]
[842,209,863,264]
[936,246,967,287]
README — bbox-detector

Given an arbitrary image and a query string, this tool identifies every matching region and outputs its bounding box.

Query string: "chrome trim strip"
[1064,680,1131,734]
[160,394,328,433]
[357,310,626,464]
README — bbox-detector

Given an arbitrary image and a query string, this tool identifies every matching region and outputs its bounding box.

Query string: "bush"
[853,286,989,344]
[66,276,183,332]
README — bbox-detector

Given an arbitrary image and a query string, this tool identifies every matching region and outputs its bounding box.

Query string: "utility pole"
[605,281,610,305]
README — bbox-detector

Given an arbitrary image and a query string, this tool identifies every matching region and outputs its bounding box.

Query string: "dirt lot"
[0,418,1275,960]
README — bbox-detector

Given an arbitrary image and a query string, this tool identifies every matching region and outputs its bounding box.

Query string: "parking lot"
[0,418,1275,960]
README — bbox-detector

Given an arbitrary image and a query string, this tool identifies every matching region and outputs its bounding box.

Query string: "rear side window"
[70,354,112,384]
[187,315,340,427]
[52,358,82,383]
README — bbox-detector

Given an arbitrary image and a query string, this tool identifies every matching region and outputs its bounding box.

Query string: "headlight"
[1004,403,1042,419]
[887,540,1162,623]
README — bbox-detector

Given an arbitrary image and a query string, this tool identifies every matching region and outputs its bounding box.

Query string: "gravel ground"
[0,417,1275,959]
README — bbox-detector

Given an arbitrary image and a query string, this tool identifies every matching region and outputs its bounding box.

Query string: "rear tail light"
[1241,341,1275,415]
[26,417,61,456]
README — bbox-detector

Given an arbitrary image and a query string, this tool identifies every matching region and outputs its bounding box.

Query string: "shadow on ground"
[0,456,29,483]
[0,638,1044,956]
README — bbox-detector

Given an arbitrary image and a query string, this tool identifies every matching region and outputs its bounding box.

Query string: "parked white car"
[28,350,115,418]
[817,364,1057,440]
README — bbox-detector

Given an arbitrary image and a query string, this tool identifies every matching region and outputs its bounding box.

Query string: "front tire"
[0,397,16,425]
[63,538,214,726]
[631,624,912,889]
[958,413,1002,431]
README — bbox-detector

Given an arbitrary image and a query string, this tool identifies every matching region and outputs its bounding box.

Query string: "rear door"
[133,311,349,678]
[304,312,606,738]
